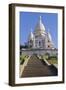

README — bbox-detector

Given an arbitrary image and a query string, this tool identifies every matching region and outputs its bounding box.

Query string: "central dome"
[34,16,45,35]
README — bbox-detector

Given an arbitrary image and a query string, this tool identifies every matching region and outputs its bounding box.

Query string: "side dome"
[47,31,52,42]
[28,29,34,41]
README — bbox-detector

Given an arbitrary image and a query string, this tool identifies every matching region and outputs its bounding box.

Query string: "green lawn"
[20,54,29,64]
[47,55,58,64]
[46,59,58,64]
[39,55,58,64]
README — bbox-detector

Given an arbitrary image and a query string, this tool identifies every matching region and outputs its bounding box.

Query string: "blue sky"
[20,12,58,48]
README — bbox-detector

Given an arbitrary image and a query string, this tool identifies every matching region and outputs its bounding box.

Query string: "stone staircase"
[21,55,57,77]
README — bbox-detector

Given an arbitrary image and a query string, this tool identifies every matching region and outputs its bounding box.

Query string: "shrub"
[48,55,57,60]
[20,54,29,65]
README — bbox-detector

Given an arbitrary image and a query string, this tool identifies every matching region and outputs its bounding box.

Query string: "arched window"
[39,41,41,46]
[48,40,50,42]
[48,45,50,48]
[35,40,38,47]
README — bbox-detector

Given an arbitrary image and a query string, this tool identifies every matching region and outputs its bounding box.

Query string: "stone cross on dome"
[39,16,42,23]
[40,16,41,19]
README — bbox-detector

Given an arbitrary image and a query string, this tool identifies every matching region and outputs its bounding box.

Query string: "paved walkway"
[21,55,57,77]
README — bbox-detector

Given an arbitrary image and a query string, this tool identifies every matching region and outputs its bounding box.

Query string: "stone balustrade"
[21,48,58,56]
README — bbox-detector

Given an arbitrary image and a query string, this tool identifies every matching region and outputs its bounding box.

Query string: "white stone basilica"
[27,16,54,49]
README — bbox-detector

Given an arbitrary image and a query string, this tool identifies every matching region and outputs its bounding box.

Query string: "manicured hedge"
[48,56,57,60]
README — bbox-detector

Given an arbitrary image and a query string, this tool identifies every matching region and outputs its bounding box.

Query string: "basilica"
[26,16,54,49]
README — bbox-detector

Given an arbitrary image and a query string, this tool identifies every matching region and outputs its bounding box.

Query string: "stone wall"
[21,49,58,56]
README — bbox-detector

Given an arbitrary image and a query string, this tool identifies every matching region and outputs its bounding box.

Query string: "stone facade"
[27,16,54,49]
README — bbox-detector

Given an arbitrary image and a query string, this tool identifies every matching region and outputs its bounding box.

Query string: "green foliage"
[48,55,57,60]
[38,54,58,64]
[20,54,29,65]
[46,59,57,64]
[46,55,58,64]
